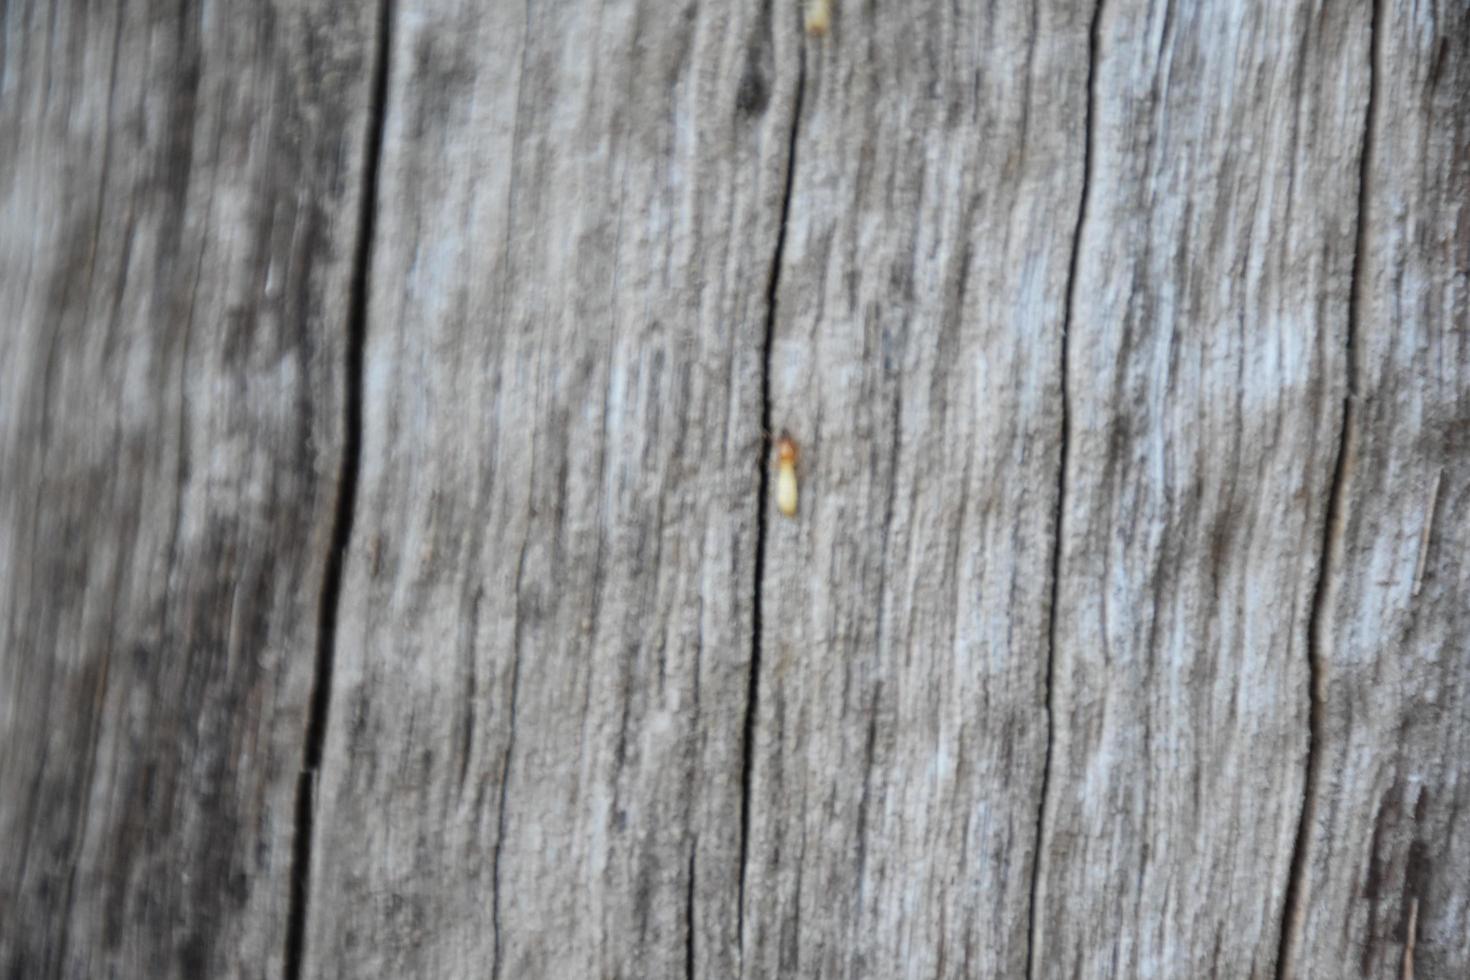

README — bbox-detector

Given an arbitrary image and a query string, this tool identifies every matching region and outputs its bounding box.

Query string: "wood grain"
[304,0,798,975]
[7,1,1469,978]
[1033,1,1372,976]
[0,2,377,976]
[1281,3,1470,977]
[743,2,1087,977]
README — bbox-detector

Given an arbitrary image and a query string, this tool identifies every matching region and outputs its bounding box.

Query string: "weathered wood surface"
[745,2,1084,976]
[4,0,1470,978]
[0,2,377,977]
[1034,2,1371,976]
[305,1,794,977]
[1281,3,1470,979]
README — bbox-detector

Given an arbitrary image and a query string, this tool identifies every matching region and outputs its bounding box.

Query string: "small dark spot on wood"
[1427,36,1449,90]
[407,31,476,140]
[888,260,914,301]
[1362,782,1398,900]
[633,856,655,942]
[736,62,769,115]
[518,583,546,627]
[176,935,208,978]
[228,871,249,907]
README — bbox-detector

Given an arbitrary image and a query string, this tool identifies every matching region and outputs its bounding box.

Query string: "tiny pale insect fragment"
[804,0,831,36]
[775,433,799,517]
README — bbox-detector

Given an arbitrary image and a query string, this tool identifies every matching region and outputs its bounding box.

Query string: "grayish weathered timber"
[745,2,1085,977]
[5,0,1470,978]
[0,2,376,977]
[1281,3,1470,978]
[304,1,795,976]
[1033,2,1372,976]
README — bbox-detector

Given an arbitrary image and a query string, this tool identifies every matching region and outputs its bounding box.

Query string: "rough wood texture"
[0,3,376,976]
[1281,3,1470,978]
[7,1,1470,978]
[744,3,1086,977]
[304,1,796,976]
[1033,2,1373,976]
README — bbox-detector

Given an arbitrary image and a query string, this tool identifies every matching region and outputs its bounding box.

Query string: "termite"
[804,0,831,36]
[774,433,799,517]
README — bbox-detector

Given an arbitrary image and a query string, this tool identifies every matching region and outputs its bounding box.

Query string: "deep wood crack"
[1274,1,1378,975]
[1026,2,1102,976]
[737,40,807,960]
[284,1,392,975]
[686,846,698,980]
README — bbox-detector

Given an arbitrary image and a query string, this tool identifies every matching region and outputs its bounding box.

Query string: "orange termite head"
[775,433,798,465]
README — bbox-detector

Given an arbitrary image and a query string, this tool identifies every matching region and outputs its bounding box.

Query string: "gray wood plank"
[11,2,1462,978]
[0,2,378,977]
[304,1,799,975]
[1280,3,1470,977]
[742,2,1089,977]
[1032,0,1373,976]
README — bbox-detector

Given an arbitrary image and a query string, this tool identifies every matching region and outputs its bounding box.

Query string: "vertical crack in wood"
[1275,1,1378,975]
[1027,1,1102,976]
[737,41,807,964]
[284,1,392,976]
[686,845,698,980]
